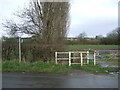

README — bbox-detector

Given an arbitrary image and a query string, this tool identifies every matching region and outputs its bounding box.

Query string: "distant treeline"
[65,28,120,45]
[65,38,100,45]
[65,37,119,45]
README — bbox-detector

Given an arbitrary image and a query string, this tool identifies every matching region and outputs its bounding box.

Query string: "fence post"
[69,52,71,66]
[19,37,21,63]
[87,51,89,64]
[94,52,96,65]
[80,52,83,66]
[55,52,58,64]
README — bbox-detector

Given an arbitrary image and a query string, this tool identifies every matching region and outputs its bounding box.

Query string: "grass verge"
[2,60,118,73]
[2,61,72,73]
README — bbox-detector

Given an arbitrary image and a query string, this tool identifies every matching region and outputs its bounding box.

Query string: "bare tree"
[77,32,87,39]
[3,0,70,61]
[3,1,70,43]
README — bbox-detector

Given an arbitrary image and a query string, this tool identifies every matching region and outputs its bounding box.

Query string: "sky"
[0,0,119,38]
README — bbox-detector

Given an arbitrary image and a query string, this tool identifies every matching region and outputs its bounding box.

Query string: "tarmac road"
[2,70,118,88]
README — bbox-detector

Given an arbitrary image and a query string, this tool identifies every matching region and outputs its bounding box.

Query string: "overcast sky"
[0,0,119,38]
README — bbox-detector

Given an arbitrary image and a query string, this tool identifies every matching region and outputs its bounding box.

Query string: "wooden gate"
[55,51,96,66]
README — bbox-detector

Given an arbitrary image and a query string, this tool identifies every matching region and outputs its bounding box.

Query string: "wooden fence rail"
[55,51,96,66]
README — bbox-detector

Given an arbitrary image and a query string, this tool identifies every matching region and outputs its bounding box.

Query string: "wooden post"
[94,52,96,65]
[69,52,71,66]
[19,37,21,63]
[87,51,89,64]
[80,52,83,66]
[55,52,58,64]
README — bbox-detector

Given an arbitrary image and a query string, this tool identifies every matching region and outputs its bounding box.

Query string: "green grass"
[67,45,118,50]
[80,64,117,73]
[71,61,118,73]
[2,60,72,73]
[2,60,118,73]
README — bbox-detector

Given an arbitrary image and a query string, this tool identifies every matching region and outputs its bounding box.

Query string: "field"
[67,45,118,50]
